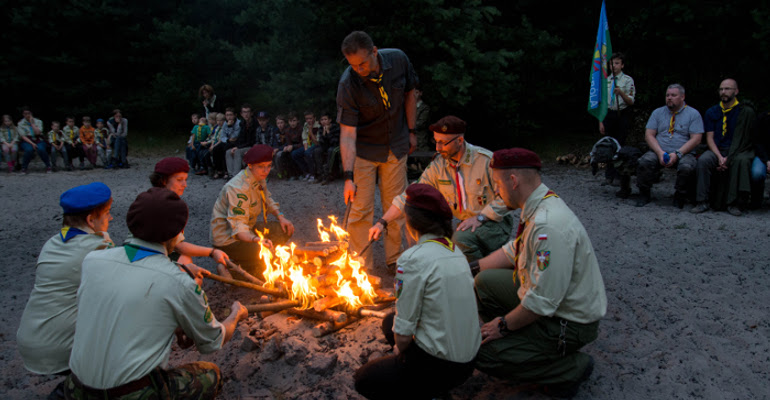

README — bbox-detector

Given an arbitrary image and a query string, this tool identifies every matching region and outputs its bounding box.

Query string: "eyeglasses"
[435,136,461,147]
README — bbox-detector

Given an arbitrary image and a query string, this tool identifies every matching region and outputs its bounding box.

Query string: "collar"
[612,71,625,80]
[670,103,688,114]
[520,183,551,223]
[417,232,442,245]
[123,236,168,262]
[60,225,95,242]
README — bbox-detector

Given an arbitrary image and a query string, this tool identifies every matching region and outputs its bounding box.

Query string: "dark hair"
[112,109,121,116]
[149,172,168,188]
[341,31,374,55]
[198,84,214,98]
[66,116,75,121]
[21,106,32,113]
[303,110,315,118]
[62,198,113,227]
[404,205,453,238]
[288,111,298,120]
[51,120,60,126]
[319,110,333,119]
[609,52,625,64]
[191,113,200,118]
[241,103,253,113]
[225,107,235,114]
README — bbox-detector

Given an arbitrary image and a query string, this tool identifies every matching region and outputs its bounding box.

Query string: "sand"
[0,156,768,399]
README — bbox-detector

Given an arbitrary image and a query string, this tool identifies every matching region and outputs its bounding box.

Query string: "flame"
[257,217,376,311]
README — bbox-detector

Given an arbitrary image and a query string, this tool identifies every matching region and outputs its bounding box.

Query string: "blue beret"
[60,182,112,214]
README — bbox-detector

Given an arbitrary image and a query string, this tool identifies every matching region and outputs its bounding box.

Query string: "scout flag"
[587,0,613,122]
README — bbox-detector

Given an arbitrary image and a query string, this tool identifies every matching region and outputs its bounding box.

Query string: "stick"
[343,202,352,231]
[225,260,265,286]
[205,273,286,297]
[358,237,376,256]
[285,307,347,323]
[313,296,345,312]
[358,309,388,318]
[312,317,360,337]
[245,300,300,313]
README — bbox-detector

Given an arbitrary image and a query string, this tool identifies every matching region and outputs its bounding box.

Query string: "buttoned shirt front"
[501,184,607,324]
[69,237,225,389]
[392,143,508,222]
[607,72,636,111]
[394,233,481,363]
[210,168,280,247]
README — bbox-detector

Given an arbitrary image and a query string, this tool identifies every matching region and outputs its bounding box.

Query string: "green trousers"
[453,213,514,262]
[473,269,599,385]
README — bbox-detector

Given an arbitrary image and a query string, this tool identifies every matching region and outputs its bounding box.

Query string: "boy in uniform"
[48,121,69,171]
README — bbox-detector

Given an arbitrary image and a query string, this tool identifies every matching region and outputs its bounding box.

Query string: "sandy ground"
[1,155,768,400]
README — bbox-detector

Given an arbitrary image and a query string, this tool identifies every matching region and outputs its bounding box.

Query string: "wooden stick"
[313,296,345,312]
[285,307,347,323]
[205,273,286,297]
[358,309,388,318]
[225,260,266,286]
[245,300,300,313]
[312,317,360,337]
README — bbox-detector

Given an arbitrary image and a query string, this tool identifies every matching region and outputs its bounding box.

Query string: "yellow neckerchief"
[668,105,687,137]
[246,168,268,222]
[720,99,739,137]
[369,73,391,110]
[425,237,455,252]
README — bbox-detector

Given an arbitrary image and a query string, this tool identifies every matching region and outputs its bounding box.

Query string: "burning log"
[358,309,388,318]
[312,317,359,338]
[225,260,266,286]
[313,296,345,312]
[205,273,286,298]
[245,300,300,313]
[293,246,331,258]
[285,307,347,323]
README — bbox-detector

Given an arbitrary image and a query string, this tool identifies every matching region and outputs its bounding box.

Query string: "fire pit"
[207,217,394,337]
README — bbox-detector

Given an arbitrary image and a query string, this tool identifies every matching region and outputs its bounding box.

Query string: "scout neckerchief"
[668,105,686,138]
[720,99,739,137]
[610,76,617,108]
[125,243,163,262]
[60,226,89,242]
[426,237,455,252]
[3,126,14,142]
[514,190,559,269]
[450,162,466,212]
[370,73,391,110]
[257,184,268,222]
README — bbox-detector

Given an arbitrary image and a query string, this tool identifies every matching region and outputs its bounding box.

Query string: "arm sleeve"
[393,253,425,337]
[401,51,418,92]
[519,225,574,317]
[174,280,226,354]
[336,78,360,127]
[689,110,705,135]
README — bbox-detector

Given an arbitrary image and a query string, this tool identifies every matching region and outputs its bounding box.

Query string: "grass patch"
[129,129,187,158]
[673,223,688,229]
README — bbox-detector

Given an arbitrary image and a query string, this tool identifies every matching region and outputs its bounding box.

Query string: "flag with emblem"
[587,0,612,122]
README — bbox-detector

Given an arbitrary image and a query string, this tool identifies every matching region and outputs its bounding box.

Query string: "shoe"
[289,176,298,181]
[727,206,742,216]
[46,167,52,174]
[308,175,317,183]
[47,379,66,400]
[223,173,230,180]
[104,164,113,169]
[212,172,221,179]
[673,196,686,209]
[21,168,28,175]
[540,355,594,398]
[615,188,631,199]
[690,202,709,214]
[635,190,650,207]
[196,169,207,175]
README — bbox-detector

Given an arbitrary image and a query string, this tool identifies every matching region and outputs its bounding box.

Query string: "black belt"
[71,372,154,398]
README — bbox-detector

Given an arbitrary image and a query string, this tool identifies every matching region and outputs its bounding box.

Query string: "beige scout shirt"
[501,184,607,324]
[62,125,79,144]
[69,237,225,389]
[210,168,280,247]
[393,143,509,222]
[16,226,113,374]
[17,118,44,139]
[48,130,66,145]
[607,71,636,111]
[1,126,19,144]
[394,233,481,363]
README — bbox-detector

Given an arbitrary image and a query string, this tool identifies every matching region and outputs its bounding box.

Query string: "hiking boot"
[540,355,595,398]
[635,189,651,207]
[727,206,742,216]
[690,202,709,214]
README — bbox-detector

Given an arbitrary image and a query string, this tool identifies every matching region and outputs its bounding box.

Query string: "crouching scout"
[17,182,114,397]
[64,188,249,399]
[211,144,295,277]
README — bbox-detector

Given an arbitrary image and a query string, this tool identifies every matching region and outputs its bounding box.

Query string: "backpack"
[615,146,643,176]
[589,136,621,175]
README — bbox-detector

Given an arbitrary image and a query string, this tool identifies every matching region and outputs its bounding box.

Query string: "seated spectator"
[273,114,288,178]
[750,110,770,209]
[617,84,703,208]
[95,118,111,167]
[255,110,280,154]
[692,79,755,216]
[354,184,480,399]
[2,114,20,172]
[292,110,319,181]
[313,110,341,185]
[207,112,226,178]
[226,104,257,178]
[17,107,52,174]
[186,113,200,171]
[215,108,240,180]
[63,116,81,170]
[48,121,69,171]
[190,116,211,175]
[107,109,128,168]
[79,116,98,169]
[278,112,303,180]
[16,182,113,398]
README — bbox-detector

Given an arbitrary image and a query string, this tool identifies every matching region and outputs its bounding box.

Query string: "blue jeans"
[750,156,767,208]
[112,136,128,165]
[291,146,310,174]
[21,141,51,169]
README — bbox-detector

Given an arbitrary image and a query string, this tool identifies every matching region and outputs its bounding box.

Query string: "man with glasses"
[369,116,512,263]
[691,78,756,216]
[337,30,418,271]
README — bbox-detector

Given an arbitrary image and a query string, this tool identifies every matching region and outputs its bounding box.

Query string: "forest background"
[2,0,769,153]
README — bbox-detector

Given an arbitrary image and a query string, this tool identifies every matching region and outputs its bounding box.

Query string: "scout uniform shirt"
[392,143,508,222]
[1,125,19,144]
[63,125,80,144]
[501,184,607,324]
[16,226,113,374]
[18,118,45,142]
[69,237,225,389]
[210,167,280,247]
[394,233,481,363]
[48,129,67,146]
[607,71,636,111]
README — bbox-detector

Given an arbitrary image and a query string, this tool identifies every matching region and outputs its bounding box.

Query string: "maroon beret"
[243,144,273,165]
[127,188,188,243]
[405,183,453,219]
[154,157,189,175]
[490,148,542,170]
[428,115,466,135]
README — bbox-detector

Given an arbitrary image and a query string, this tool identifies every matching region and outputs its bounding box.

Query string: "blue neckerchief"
[125,243,163,262]
[60,226,89,242]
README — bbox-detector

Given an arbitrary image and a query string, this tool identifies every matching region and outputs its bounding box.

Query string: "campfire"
[207,217,394,337]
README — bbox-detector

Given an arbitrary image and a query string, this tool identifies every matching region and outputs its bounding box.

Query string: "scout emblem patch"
[195,285,202,295]
[394,278,403,298]
[536,250,550,271]
[203,307,213,323]
[232,193,248,215]
[538,234,548,241]
[437,179,452,185]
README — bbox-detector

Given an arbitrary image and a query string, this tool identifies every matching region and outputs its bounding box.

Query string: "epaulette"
[476,147,493,159]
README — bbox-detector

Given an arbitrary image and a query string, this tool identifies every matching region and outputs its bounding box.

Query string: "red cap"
[127,188,188,243]
[154,157,189,175]
[405,183,453,219]
[243,144,273,165]
[490,148,542,170]
[428,115,466,135]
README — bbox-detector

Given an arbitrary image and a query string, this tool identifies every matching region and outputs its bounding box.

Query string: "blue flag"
[587,0,613,122]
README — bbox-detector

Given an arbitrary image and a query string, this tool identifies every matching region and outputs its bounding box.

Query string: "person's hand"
[174,327,195,349]
[717,155,728,171]
[598,122,605,135]
[613,87,623,95]
[666,152,678,168]
[480,317,504,345]
[210,249,230,265]
[278,215,295,236]
[409,132,417,154]
[231,301,249,322]
[344,180,356,205]
[369,222,385,241]
[230,147,236,155]
[457,217,482,232]
[657,152,668,167]
[203,99,209,107]
[182,263,210,286]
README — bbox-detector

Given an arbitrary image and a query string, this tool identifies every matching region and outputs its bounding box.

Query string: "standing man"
[471,148,607,398]
[691,79,755,216]
[337,30,418,270]
[598,52,636,185]
[369,115,513,263]
[617,84,703,208]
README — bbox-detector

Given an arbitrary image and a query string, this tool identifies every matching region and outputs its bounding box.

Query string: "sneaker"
[289,176,298,181]
[673,196,686,209]
[615,188,631,199]
[196,169,207,175]
[690,202,709,214]
[104,164,113,169]
[308,175,316,183]
[21,168,28,175]
[635,192,650,207]
[46,167,52,174]
[727,206,742,216]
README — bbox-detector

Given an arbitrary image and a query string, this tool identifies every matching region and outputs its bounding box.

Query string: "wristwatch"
[343,170,354,181]
[498,316,511,335]
[675,150,683,159]
[477,215,487,223]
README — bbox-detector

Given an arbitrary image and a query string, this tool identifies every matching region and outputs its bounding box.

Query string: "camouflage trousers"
[63,361,221,400]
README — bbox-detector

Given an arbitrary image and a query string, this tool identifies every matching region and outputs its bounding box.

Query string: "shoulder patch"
[232,206,245,215]
[536,250,550,271]
[236,193,248,201]
[203,307,213,323]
